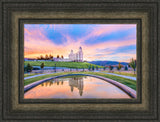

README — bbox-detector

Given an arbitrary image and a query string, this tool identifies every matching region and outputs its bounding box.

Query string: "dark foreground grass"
[24,71,136,90]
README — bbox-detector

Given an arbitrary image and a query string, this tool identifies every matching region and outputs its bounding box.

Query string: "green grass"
[83,72,136,90]
[24,73,41,77]
[102,71,136,77]
[24,61,103,69]
[24,71,136,90]
[24,72,72,86]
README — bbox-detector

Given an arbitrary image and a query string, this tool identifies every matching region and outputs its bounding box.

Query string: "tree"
[45,54,49,60]
[116,66,120,71]
[92,66,95,71]
[88,64,91,71]
[103,66,106,71]
[37,57,40,60]
[26,63,33,72]
[57,55,59,58]
[61,55,64,59]
[124,65,128,71]
[129,58,136,74]
[49,54,53,59]
[40,55,44,60]
[96,66,98,70]
[117,62,122,72]
[109,65,113,71]
[41,63,44,69]
[128,64,130,68]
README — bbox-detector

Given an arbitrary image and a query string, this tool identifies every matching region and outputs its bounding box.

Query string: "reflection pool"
[24,75,131,99]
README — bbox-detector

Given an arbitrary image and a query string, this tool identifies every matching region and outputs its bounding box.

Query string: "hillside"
[88,61,128,66]
[24,61,103,69]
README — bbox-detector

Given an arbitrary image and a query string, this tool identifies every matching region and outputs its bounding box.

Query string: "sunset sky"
[24,24,136,62]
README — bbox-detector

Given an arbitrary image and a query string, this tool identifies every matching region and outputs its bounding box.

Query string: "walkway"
[100,72,136,81]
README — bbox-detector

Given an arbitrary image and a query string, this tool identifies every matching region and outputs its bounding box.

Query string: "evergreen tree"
[26,63,33,72]
[103,66,106,71]
[109,65,113,71]
[124,65,128,71]
[88,64,91,71]
[92,66,95,71]
[96,66,98,70]
[41,63,44,69]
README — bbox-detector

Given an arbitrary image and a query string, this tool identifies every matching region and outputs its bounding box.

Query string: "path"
[100,72,136,81]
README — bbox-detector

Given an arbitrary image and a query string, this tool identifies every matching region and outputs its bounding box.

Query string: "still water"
[24,75,131,99]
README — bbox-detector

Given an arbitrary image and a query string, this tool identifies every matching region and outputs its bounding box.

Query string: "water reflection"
[40,76,84,96]
[69,77,84,96]
[24,76,131,99]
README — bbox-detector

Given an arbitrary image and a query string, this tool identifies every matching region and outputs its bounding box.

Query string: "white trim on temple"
[69,47,83,62]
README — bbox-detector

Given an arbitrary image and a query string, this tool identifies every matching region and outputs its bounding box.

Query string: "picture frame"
[0,0,159,121]
[21,19,140,103]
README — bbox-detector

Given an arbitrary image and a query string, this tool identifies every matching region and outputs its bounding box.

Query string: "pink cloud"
[77,24,136,43]
[24,24,136,62]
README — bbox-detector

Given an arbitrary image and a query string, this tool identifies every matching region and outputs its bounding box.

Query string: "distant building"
[53,46,83,62]
[53,57,71,62]
[25,47,84,62]
[69,47,83,62]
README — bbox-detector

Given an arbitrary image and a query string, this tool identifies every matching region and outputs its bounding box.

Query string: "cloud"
[77,24,136,43]
[24,24,136,62]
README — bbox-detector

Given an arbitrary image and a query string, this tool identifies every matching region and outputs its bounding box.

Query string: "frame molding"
[0,0,159,121]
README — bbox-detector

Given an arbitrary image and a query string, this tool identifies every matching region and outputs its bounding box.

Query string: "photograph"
[24,24,137,99]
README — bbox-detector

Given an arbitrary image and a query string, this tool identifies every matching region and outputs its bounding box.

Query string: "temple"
[69,47,83,62]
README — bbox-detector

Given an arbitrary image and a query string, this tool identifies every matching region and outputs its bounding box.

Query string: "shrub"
[124,65,128,71]
[109,65,113,71]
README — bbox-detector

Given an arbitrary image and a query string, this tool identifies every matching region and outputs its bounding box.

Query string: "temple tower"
[78,46,83,62]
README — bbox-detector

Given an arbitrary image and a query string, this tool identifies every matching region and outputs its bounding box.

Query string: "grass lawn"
[24,72,72,86]
[24,73,41,77]
[24,71,136,90]
[24,61,103,69]
[102,71,137,77]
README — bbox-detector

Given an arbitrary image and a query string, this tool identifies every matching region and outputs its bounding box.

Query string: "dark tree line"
[37,54,64,60]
